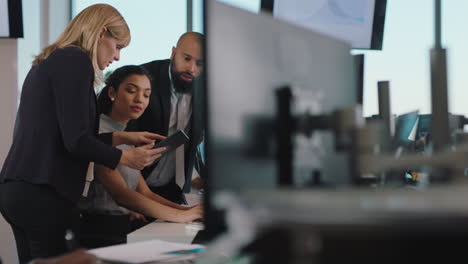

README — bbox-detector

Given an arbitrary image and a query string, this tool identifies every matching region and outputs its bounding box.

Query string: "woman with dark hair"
[80,65,203,249]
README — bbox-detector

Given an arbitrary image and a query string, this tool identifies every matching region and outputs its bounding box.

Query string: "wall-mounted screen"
[262,0,386,50]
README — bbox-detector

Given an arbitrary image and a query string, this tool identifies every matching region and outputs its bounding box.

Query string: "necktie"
[175,96,186,190]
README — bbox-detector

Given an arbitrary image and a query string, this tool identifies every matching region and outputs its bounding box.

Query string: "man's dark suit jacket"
[0,47,121,203]
[131,59,203,193]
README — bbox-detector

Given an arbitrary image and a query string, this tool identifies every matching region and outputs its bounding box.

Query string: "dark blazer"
[130,59,203,193]
[0,47,121,203]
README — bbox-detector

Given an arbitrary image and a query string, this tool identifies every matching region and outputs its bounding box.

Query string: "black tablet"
[154,129,190,154]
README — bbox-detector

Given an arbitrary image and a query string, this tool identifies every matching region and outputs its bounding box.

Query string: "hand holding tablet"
[153,130,190,154]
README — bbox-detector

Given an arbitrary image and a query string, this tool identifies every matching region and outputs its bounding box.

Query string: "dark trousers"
[80,213,129,249]
[0,181,79,264]
[148,180,186,205]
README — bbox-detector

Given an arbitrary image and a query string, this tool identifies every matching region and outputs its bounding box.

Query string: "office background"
[2,0,468,263]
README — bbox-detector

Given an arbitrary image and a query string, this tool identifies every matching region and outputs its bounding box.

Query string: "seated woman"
[79,65,202,249]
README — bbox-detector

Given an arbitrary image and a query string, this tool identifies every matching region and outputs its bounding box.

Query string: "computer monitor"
[261,0,387,50]
[0,0,23,38]
[204,0,358,237]
[413,113,465,152]
[393,111,419,149]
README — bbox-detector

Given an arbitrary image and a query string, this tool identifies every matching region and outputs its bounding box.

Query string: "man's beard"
[171,62,194,94]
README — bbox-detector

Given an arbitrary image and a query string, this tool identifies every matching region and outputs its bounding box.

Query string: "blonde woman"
[0,4,164,263]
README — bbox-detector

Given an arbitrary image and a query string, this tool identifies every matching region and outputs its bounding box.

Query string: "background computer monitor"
[413,114,466,150]
[204,0,358,237]
[0,0,23,38]
[261,0,387,50]
[393,111,419,149]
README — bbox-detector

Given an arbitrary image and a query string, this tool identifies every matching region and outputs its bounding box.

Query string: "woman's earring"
[110,97,115,101]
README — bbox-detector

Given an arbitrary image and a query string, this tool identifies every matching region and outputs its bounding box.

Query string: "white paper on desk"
[88,239,205,263]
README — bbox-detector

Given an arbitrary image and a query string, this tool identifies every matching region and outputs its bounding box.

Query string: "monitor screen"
[204,0,358,237]
[0,0,23,38]
[394,111,419,149]
[261,0,386,50]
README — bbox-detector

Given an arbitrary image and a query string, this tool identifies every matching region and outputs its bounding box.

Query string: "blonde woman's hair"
[33,4,130,86]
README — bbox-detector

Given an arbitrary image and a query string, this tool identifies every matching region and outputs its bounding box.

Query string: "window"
[193,0,260,33]
[349,0,468,118]
[215,0,260,13]
[358,0,434,117]
[69,0,468,119]
[72,1,187,76]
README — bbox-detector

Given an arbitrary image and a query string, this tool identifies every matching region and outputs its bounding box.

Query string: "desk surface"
[127,220,201,244]
[127,193,203,244]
